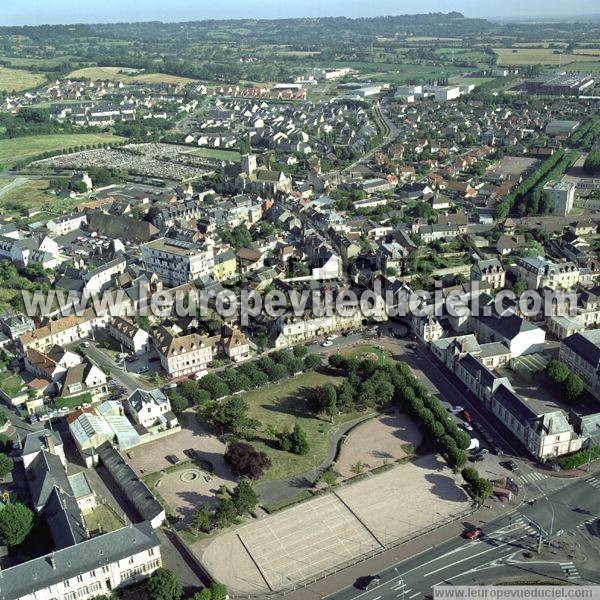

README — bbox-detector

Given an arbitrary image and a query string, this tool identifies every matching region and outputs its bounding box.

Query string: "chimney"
[44,432,56,455]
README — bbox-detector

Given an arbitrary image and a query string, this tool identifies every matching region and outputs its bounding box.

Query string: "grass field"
[0,133,126,167]
[573,49,600,56]
[0,55,74,68]
[449,76,495,87]
[494,47,600,66]
[0,179,78,218]
[67,66,199,85]
[0,66,46,91]
[241,370,361,481]
[186,147,241,162]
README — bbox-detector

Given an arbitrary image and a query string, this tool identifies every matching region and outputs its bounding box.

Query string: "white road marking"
[409,593,420,598]
[422,535,528,578]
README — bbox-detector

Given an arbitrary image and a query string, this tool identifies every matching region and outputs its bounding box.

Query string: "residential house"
[109,317,151,355]
[126,388,177,430]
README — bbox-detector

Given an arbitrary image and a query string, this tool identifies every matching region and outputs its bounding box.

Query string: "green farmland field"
[0,133,126,167]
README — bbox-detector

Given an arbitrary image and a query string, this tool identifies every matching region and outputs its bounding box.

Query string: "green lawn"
[0,66,46,92]
[0,133,126,168]
[84,503,126,533]
[341,344,392,366]
[240,370,360,481]
[0,372,26,397]
[0,179,78,218]
[54,392,92,410]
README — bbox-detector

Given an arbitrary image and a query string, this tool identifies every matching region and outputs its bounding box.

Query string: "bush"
[556,445,600,471]
[168,392,187,414]
[279,423,310,455]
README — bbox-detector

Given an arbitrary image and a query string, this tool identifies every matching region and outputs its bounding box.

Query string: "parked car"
[470,454,485,462]
[326,334,338,341]
[322,340,333,347]
[166,454,181,465]
[163,382,178,391]
[502,460,518,472]
[459,422,473,432]
[28,414,38,424]
[461,409,473,423]
[81,341,90,348]
[448,405,464,413]
[186,449,200,460]
[464,528,484,540]
[138,366,149,373]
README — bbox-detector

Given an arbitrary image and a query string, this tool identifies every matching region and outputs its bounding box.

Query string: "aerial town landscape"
[0,2,600,599]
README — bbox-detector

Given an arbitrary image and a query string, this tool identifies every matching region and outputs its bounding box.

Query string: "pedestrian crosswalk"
[511,513,539,536]
[517,472,548,484]
[587,476,600,489]
[560,562,581,580]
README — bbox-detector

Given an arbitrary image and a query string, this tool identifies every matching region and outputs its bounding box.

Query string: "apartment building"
[153,326,216,378]
[543,179,575,216]
[515,256,579,291]
[560,330,600,399]
[274,311,362,348]
[470,259,505,290]
[141,237,214,287]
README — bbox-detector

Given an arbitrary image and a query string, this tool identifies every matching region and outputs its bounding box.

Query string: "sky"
[1,0,599,26]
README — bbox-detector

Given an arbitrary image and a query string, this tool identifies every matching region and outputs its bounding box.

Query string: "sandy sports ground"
[199,454,471,594]
[334,410,423,478]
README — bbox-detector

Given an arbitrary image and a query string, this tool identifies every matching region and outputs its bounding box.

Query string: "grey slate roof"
[27,450,71,510]
[97,442,164,524]
[22,430,63,458]
[493,383,538,426]
[562,330,600,367]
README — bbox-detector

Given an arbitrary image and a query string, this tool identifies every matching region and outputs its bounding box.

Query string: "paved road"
[79,343,143,392]
[341,100,399,174]
[327,475,600,600]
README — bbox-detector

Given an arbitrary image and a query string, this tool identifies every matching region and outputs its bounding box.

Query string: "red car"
[464,528,484,540]
[462,409,473,423]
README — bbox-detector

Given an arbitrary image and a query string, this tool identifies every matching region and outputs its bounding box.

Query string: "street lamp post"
[586,424,600,473]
